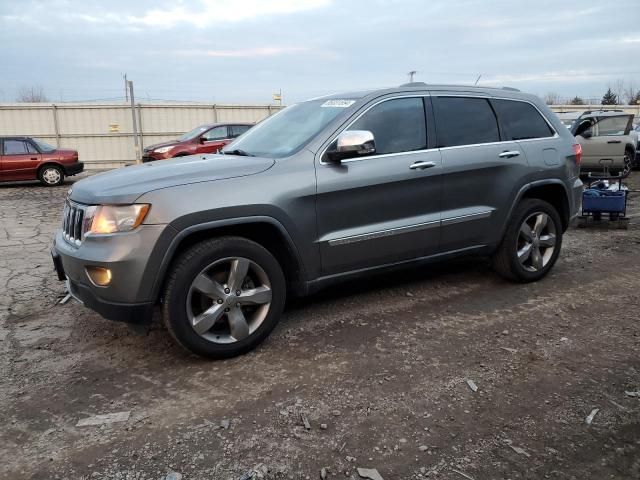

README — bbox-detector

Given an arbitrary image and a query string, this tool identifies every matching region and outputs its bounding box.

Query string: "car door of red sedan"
[0,139,42,181]
[196,126,230,154]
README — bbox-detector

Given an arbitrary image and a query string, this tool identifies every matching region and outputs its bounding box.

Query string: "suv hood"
[70,154,275,205]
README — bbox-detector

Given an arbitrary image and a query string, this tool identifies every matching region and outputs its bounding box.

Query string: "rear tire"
[162,236,286,359]
[492,199,563,282]
[38,165,64,186]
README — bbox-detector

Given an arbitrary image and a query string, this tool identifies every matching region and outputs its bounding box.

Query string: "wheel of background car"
[492,198,562,283]
[162,236,286,359]
[622,150,632,178]
[38,165,64,186]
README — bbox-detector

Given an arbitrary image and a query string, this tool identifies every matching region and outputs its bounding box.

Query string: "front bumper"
[64,162,84,176]
[52,224,167,325]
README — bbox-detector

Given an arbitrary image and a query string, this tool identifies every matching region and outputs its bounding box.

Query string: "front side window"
[433,97,499,147]
[347,97,426,155]
[202,126,228,141]
[492,99,554,140]
[3,140,29,155]
[230,125,251,138]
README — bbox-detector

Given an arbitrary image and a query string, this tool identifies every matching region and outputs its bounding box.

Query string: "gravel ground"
[1,173,639,480]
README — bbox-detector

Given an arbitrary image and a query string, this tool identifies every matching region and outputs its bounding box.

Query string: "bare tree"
[569,96,585,105]
[16,85,49,102]
[623,81,637,104]
[544,92,561,105]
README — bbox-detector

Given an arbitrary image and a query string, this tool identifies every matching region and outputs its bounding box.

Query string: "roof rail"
[501,86,520,92]
[399,82,428,87]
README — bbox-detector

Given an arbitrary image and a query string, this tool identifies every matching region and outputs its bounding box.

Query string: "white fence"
[0,102,282,169]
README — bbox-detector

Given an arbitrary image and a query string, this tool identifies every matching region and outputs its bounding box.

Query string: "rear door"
[0,139,41,181]
[434,95,528,251]
[197,125,229,154]
[315,95,443,274]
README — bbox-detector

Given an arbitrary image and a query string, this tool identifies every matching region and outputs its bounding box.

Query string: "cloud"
[129,0,331,28]
[174,46,308,57]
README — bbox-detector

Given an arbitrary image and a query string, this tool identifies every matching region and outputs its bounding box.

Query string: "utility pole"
[124,73,128,102]
[408,71,417,83]
[128,80,141,164]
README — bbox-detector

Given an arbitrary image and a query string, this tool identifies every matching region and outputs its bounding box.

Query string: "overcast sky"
[1,0,639,104]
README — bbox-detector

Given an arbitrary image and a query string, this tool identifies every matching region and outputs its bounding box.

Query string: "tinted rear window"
[492,99,554,140]
[433,97,499,147]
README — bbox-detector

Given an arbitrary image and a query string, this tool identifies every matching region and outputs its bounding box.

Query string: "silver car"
[52,83,583,358]
[572,110,636,177]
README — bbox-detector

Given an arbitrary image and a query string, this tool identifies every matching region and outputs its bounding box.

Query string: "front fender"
[141,215,307,302]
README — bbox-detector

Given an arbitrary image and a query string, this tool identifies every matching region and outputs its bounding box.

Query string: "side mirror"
[200,137,207,143]
[581,129,593,139]
[326,130,376,162]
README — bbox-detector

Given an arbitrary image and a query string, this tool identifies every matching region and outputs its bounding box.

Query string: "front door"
[315,96,442,275]
[197,126,229,154]
[0,139,41,181]
[579,115,630,167]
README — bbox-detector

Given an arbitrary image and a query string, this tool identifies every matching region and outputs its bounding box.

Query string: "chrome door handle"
[498,150,521,159]
[409,161,436,170]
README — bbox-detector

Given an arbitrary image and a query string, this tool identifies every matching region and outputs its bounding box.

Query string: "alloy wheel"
[516,212,557,272]
[186,257,272,344]
[43,168,61,185]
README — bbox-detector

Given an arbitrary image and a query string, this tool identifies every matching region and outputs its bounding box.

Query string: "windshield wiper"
[220,148,255,157]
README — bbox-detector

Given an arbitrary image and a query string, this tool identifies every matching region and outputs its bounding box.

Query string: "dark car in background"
[142,123,253,162]
[0,136,83,186]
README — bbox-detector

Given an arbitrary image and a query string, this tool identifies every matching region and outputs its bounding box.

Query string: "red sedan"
[0,137,83,186]
[142,123,253,162]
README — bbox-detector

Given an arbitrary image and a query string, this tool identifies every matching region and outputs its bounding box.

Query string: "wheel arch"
[37,162,64,177]
[505,180,571,234]
[148,216,307,303]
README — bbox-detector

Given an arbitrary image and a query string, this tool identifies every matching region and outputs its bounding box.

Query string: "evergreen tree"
[630,91,640,105]
[569,96,585,105]
[601,88,618,105]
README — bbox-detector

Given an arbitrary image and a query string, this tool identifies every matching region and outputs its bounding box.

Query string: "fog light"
[86,266,112,286]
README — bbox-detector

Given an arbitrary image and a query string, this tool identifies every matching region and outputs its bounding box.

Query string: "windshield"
[177,125,210,142]
[222,99,356,158]
[32,139,56,152]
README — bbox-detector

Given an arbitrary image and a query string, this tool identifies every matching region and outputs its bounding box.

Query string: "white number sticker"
[321,99,356,108]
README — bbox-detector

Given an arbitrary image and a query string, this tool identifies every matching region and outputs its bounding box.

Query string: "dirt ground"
[1,172,639,480]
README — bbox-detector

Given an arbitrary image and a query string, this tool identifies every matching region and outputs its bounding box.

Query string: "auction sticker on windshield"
[321,100,356,108]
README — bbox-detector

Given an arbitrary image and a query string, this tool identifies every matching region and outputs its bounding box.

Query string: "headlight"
[87,204,150,234]
[154,146,173,154]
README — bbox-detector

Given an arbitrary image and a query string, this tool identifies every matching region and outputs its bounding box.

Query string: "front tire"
[162,236,286,359]
[492,199,563,282]
[39,165,64,186]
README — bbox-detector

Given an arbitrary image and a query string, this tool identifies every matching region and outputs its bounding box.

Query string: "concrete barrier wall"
[0,102,282,169]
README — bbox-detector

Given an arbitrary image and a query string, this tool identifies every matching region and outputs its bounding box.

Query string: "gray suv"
[51,83,583,358]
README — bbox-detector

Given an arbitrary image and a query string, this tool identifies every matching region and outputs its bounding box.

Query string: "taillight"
[572,143,582,165]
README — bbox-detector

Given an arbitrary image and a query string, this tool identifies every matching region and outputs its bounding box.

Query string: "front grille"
[62,201,88,247]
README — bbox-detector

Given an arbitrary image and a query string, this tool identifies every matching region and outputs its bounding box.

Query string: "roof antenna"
[408,70,418,83]
[474,74,482,85]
